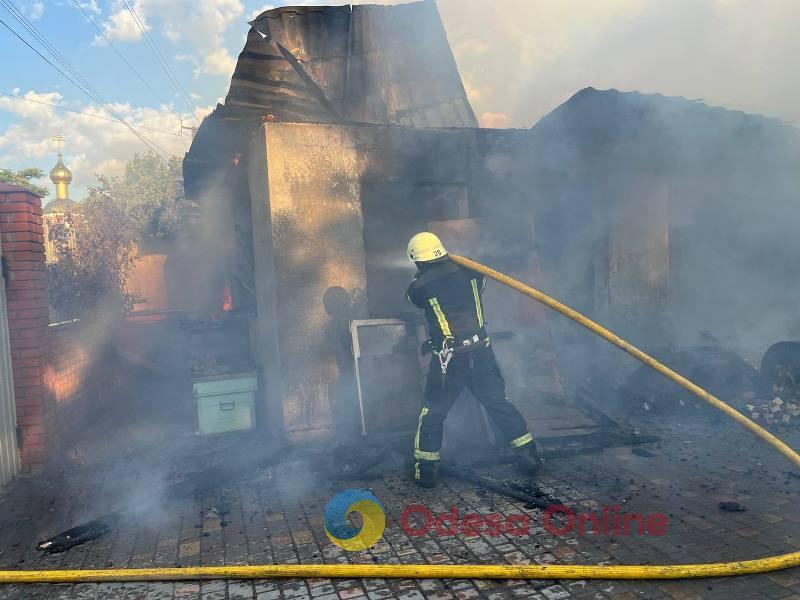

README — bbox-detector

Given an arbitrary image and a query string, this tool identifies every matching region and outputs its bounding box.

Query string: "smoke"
[526,87,800,363]
[27,0,800,554]
[39,154,267,535]
[436,0,800,128]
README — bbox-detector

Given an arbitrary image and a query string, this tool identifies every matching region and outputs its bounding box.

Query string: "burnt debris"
[37,444,290,554]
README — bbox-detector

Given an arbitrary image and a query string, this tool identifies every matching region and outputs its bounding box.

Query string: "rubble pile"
[620,346,766,417]
[616,342,800,428]
[747,363,800,426]
[748,341,800,426]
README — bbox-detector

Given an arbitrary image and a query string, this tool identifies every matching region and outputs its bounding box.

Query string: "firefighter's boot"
[413,459,439,488]
[515,441,544,475]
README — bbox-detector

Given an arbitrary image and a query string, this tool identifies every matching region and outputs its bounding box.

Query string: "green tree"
[92,153,190,240]
[47,195,140,319]
[47,152,189,319]
[0,167,49,197]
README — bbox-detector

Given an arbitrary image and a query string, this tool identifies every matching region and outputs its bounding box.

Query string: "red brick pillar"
[0,184,49,472]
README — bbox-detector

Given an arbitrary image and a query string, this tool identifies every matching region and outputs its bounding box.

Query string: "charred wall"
[183,0,477,335]
[249,123,370,441]
[529,87,800,362]
[248,122,559,441]
[185,0,475,206]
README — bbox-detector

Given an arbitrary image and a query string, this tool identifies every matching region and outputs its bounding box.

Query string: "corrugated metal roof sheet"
[185,1,478,196]
[224,0,477,128]
[228,5,350,122]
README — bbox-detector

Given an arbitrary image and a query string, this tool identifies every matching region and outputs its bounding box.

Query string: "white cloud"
[182,0,244,78]
[0,90,65,120]
[95,0,244,80]
[75,0,101,14]
[14,1,45,20]
[0,89,216,198]
[29,1,44,20]
[197,48,237,77]
[95,1,146,44]
[246,4,275,22]
[94,158,126,177]
[462,75,493,104]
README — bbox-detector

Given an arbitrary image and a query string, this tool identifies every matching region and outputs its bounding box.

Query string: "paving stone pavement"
[1,420,799,599]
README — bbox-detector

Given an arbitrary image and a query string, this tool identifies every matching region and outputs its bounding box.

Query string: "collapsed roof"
[184,1,477,196]
[235,2,476,127]
[532,87,800,173]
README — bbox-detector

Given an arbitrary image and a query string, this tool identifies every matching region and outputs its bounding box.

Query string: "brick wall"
[42,319,122,458]
[0,184,49,472]
[1,184,134,474]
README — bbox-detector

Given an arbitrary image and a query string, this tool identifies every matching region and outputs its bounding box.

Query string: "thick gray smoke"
[524,87,800,366]
[435,0,800,129]
[37,0,800,549]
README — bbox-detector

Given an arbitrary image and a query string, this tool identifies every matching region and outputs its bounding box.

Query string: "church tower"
[47,135,72,213]
[43,136,75,264]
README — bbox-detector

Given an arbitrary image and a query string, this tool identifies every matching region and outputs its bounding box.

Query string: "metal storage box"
[193,373,257,435]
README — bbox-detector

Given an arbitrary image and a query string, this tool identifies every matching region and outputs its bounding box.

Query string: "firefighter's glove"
[421,339,435,356]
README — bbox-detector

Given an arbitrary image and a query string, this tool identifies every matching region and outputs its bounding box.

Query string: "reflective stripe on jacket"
[406,257,487,346]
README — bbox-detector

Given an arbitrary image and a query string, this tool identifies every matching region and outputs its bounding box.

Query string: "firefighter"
[406,232,544,488]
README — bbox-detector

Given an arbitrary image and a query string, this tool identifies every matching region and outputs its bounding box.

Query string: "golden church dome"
[49,153,73,185]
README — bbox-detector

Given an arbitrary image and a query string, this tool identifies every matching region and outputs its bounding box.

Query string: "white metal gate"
[0,248,20,487]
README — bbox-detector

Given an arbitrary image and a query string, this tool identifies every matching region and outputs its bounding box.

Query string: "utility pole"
[180,119,198,139]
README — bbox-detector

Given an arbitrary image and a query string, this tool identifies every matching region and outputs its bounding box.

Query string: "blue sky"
[1,0,799,201]
[0,0,312,198]
[2,3,197,116]
[1,1,345,110]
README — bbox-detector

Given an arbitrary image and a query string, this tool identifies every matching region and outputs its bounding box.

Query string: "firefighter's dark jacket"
[406,257,488,346]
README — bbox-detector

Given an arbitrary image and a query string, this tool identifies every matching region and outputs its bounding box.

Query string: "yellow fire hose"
[1,254,799,584]
[450,255,800,471]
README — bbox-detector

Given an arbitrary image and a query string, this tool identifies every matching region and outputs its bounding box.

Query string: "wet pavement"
[0,415,799,599]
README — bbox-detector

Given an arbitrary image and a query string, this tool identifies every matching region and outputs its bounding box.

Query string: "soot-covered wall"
[248,122,563,441]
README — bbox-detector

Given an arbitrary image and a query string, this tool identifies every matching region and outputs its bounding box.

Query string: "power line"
[121,0,194,113]
[122,0,192,109]
[0,5,177,158]
[2,1,168,139]
[0,16,86,96]
[0,91,181,136]
[68,0,189,152]
[69,0,181,121]
[0,3,168,156]
[2,2,108,113]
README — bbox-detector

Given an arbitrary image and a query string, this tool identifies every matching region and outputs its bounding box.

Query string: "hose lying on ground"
[3,556,800,584]
[1,254,798,584]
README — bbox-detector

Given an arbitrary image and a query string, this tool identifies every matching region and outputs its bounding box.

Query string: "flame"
[222,285,233,311]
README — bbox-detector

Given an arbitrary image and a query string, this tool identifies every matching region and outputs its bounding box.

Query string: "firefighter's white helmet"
[407,232,447,263]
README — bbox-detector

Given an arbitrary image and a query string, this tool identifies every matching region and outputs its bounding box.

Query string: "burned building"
[528,88,800,365]
[183,2,800,445]
[183,0,559,444]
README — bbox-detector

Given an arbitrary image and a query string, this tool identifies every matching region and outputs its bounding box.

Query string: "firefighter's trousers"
[413,344,533,476]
